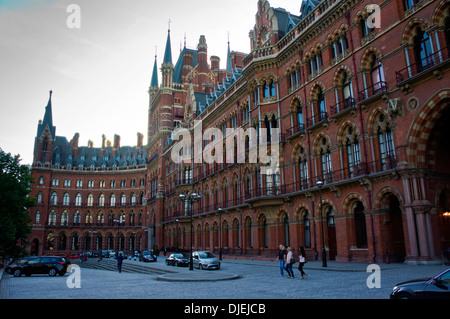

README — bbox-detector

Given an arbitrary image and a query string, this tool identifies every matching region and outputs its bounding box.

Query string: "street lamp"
[218,208,223,260]
[175,218,179,252]
[113,218,124,257]
[316,180,327,267]
[179,192,201,270]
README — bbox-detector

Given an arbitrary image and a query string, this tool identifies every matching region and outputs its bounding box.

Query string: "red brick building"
[29,91,149,256]
[29,0,450,264]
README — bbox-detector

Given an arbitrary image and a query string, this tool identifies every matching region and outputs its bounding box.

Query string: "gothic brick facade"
[29,0,450,264]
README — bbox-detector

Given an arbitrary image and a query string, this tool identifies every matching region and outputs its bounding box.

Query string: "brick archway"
[407,89,450,168]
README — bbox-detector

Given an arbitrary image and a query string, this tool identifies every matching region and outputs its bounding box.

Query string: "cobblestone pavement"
[1,257,448,300]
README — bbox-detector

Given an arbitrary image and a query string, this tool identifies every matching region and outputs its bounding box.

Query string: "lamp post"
[218,208,223,260]
[175,218,179,252]
[113,218,124,257]
[316,180,327,267]
[179,192,201,270]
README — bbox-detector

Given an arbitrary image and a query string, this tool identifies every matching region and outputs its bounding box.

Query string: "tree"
[0,148,34,264]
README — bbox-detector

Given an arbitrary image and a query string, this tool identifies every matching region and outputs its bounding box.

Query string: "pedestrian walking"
[298,246,307,279]
[276,245,287,277]
[117,252,124,273]
[285,247,295,278]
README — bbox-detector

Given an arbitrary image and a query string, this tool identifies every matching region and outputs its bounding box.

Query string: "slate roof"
[51,136,148,169]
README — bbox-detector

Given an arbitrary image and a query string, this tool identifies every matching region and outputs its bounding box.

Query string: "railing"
[285,122,306,139]
[307,111,328,128]
[396,47,449,83]
[358,81,388,101]
[329,97,356,116]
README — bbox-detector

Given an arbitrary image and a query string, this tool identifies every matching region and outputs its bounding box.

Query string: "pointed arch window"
[63,193,70,206]
[75,193,82,206]
[413,28,435,72]
[50,192,58,206]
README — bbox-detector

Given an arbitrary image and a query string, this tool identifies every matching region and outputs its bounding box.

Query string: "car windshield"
[199,252,215,258]
[174,254,185,258]
[143,251,152,255]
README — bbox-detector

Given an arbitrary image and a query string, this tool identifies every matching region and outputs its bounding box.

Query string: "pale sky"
[0,0,302,165]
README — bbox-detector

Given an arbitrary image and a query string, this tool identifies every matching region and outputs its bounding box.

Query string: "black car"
[9,256,71,277]
[390,268,450,299]
[5,257,34,274]
[165,253,190,267]
[139,251,157,262]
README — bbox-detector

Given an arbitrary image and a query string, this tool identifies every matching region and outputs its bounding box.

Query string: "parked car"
[9,256,71,277]
[5,257,33,274]
[99,250,110,258]
[390,268,450,299]
[108,250,116,258]
[140,251,157,262]
[192,251,220,270]
[165,253,189,267]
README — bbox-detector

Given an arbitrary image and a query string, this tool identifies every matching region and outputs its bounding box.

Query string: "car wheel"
[13,269,22,277]
[48,268,57,276]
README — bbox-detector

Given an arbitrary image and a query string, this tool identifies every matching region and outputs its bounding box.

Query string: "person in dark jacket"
[117,252,124,273]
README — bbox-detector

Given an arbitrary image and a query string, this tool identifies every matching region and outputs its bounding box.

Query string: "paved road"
[1,257,448,300]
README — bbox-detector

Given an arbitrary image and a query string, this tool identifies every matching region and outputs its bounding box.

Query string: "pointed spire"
[226,33,233,73]
[163,22,172,64]
[151,52,158,88]
[37,90,56,138]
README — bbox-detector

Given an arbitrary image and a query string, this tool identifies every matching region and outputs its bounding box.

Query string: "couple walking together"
[276,245,307,279]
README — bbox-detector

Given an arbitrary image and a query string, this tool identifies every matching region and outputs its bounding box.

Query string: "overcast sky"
[0,0,302,165]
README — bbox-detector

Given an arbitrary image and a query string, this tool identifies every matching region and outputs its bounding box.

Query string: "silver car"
[192,251,221,270]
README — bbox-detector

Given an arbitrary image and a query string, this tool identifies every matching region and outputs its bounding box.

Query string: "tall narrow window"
[304,212,311,248]
[370,55,385,93]
[414,28,434,72]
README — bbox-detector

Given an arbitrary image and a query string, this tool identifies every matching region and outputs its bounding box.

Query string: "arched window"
[63,193,70,206]
[35,211,41,224]
[354,202,368,248]
[304,212,311,248]
[344,126,361,177]
[319,138,333,183]
[413,27,434,72]
[121,193,126,206]
[75,193,82,206]
[342,73,353,103]
[99,194,105,207]
[61,211,69,226]
[283,215,290,247]
[318,88,326,121]
[50,192,58,205]
[376,113,395,170]
[361,17,375,37]
[74,211,81,224]
[85,212,93,225]
[87,194,94,207]
[48,210,57,225]
[370,55,385,93]
[58,233,67,250]
[110,194,116,207]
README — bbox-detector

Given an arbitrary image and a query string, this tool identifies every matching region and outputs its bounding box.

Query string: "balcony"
[306,111,328,129]
[329,97,356,118]
[395,47,449,88]
[285,122,306,140]
[358,81,388,104]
